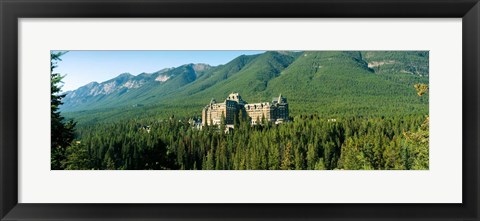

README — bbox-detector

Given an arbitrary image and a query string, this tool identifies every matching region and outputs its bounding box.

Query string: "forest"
[51,51,429,170]
[60,113,429,170]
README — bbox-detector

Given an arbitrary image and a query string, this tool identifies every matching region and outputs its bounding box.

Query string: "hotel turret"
[201,92,289,128]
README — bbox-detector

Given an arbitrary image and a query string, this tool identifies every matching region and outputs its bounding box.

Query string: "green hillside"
[161,51,299,105]
[362,51,429,76]
[63,51,429,126]
[265,51,428,116]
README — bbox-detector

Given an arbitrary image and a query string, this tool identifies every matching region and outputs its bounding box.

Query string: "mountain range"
[61,51,429,124]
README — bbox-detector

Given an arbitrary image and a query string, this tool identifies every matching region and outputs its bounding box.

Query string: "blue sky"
[53,51,264,91]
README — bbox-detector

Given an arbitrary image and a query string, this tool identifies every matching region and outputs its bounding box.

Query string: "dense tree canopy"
[51,52,76,169]
[62,114,428,170]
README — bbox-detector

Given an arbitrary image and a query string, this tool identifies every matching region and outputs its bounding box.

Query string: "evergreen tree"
[51,52,76,170]
[281,141,294,170]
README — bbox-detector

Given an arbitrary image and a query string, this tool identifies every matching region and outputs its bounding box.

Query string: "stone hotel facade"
[201,93,289,127]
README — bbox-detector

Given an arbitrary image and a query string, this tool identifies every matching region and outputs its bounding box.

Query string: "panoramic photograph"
[51,50,429,170]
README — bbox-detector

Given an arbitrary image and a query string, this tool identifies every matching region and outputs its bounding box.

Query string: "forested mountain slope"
[62,51,428,125]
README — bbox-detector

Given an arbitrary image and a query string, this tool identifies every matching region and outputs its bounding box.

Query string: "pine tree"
[51,51,76,170]
[281,141,294,170]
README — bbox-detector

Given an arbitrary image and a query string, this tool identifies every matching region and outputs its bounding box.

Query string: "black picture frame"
[1,0,479,220]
